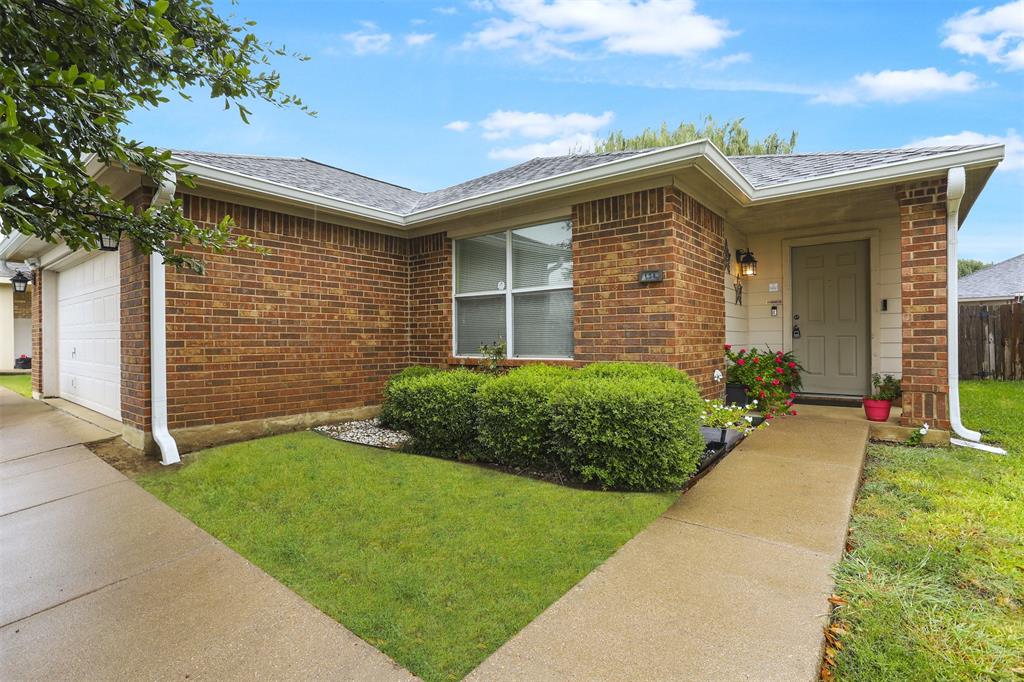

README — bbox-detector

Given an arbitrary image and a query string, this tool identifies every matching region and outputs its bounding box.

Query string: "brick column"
[898,178,950,429]
[120,187,155,440]
[572,186,726,398]
[30,273,42,396]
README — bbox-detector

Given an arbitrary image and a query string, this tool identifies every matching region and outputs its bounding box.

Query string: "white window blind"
[454,220,573,359]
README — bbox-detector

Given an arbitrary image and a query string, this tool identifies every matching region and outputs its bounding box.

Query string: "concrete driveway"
[0,389,415,681]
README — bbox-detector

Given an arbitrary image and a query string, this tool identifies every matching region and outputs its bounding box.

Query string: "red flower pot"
[863,398,892,422]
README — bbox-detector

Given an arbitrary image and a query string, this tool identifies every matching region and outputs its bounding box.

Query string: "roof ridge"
[299,157,420,194]
[729,146,975,159]
[171,148,305,161]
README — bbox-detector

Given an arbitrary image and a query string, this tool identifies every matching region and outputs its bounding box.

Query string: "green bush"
[476,364,574,469]
[384,368,490,459]
[549,375,705,491]
[578,361,696,388]
[379,365,440,428]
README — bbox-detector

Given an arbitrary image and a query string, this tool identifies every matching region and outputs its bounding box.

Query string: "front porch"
[718,170,994,433]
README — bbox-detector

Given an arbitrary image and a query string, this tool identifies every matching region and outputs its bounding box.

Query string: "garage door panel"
[57,252,121,421]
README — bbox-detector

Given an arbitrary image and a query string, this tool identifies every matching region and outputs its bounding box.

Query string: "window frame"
[451,221,574,360]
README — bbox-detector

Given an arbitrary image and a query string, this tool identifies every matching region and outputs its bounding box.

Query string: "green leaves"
[0,0,312,269]
[594,115,799,156]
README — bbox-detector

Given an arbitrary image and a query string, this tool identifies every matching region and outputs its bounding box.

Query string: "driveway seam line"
[0,478,128,518]
[657,513,836,560]
[0,539,217,629]
[0,450,98,480]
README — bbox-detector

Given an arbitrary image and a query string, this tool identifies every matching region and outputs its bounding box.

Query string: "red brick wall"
[408,233,451,365]
[30,274,42,395]
[120,187,155,432]
[13,285,32,319]
[898,178,950,429]
[572,186,725,397]
[162,194,411,429]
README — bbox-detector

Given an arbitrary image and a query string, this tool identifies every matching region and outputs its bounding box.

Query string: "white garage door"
[57,252,121,420]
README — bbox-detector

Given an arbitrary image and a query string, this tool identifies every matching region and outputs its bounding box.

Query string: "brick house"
[0,141,1004,462]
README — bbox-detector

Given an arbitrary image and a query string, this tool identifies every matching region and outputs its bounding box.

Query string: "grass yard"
[0,373,31,398]
[830,380,1024,681]
[138,432,676,681]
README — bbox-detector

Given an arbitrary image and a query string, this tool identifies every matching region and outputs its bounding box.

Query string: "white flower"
[744,415,754,423]
[919,423,929,435]
[712,369,724,383]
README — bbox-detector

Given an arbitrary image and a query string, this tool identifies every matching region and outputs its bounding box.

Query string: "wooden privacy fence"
[959,302,1024,380]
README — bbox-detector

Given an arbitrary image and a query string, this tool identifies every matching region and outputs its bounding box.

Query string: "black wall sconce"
[98,230,121,251]
[10,270,31,293]
[735,249,757,277]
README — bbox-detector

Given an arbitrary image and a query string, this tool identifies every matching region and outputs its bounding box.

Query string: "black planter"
[725,383,747,406]
[13,357,30,369]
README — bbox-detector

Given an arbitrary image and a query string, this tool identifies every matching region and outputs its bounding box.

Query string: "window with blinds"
[453,220,573,359]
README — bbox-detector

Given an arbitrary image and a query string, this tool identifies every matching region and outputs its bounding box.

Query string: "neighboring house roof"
[959,253,1024,300]
[170,144,1000,220]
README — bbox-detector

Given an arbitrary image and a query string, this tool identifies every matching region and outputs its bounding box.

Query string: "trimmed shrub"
[476,364,574,469]
[384,369,490,459]
[379,365,440,428]
[549,375,705,491]
[578,361,696,388]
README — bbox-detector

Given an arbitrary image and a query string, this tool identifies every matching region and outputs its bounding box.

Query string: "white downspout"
[149,172,181,465]
[945,166,1006,454]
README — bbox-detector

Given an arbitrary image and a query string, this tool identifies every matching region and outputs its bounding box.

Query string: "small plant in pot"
[864,373,901,422]
[700,399,766,451]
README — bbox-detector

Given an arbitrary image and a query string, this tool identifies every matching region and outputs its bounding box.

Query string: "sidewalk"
[0,389,416,681]
[468,405,869,681]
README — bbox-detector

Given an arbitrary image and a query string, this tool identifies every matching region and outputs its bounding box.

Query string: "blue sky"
[127,0,1024,261]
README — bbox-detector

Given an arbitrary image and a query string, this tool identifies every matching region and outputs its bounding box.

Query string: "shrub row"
[381,362,704,491]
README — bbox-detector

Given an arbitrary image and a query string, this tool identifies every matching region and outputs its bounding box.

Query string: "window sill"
[447,356,579,368]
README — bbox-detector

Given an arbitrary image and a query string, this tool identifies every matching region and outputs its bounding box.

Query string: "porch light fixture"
[736,249,758,277]
[98,230,121,252]
[10,270,30,294]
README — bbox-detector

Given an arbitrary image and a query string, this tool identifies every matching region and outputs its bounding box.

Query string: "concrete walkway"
[0,389,415,681]
[469,405,868,681]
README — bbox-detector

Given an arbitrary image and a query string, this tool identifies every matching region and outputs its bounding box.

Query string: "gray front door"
[791,240,870,395]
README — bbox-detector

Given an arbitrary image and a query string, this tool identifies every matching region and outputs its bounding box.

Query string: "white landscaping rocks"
[314,418,410,450]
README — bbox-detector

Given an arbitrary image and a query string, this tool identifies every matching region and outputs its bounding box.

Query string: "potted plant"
[863,373,901,422]
[700,399,766,455]
[13,354,30,370]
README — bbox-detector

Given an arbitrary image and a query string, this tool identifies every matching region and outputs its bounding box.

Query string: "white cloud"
[463,0,735,59]
[479,109,614,140]
[814,68,981,104]
[489,133,598,161]
[434,6,458,14]
[405,32,436,46]
[342,22,392,55]
[444,120,472,132]
[942,1,1024,70]
[907,129,1024,170]
[704,52,751,70]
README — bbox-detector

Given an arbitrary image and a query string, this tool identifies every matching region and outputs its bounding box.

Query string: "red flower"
[724,344,732,350]
[759,390,766,398]
[753,357,760,364]
[737,359,746,366]
[789,392,796,399]
[765,414,773,420]
[756,376,763,382]
[772,379,780,386]
[740,348,747,354]
[775,358,782,364]
[776,350,783,356]
[790,410,798,416]
[788,361,796,369]
[776,367,784,374]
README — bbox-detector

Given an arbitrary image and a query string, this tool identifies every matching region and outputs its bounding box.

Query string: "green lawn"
[138,432,676,681]
[0,373,31,398]
[831,380,1024,680]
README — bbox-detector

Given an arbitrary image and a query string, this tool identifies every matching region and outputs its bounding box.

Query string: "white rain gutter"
[149,172,181,465]
[945,166,1006,454]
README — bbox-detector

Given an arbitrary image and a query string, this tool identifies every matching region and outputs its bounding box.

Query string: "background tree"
[0,0,312,271]
[958,258,991,278]
[593,116,798,155]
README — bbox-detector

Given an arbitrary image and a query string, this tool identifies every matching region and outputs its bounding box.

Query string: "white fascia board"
[170,157,407,226]
[0,232,34,260]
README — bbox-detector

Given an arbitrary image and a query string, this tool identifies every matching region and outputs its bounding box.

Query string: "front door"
[791,240,870,395]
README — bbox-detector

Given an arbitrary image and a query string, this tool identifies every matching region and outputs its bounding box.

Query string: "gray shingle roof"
[959,254,1024,300]
[171,145,990,217]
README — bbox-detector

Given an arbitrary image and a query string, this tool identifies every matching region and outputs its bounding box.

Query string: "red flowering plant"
[723,344,804,416]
